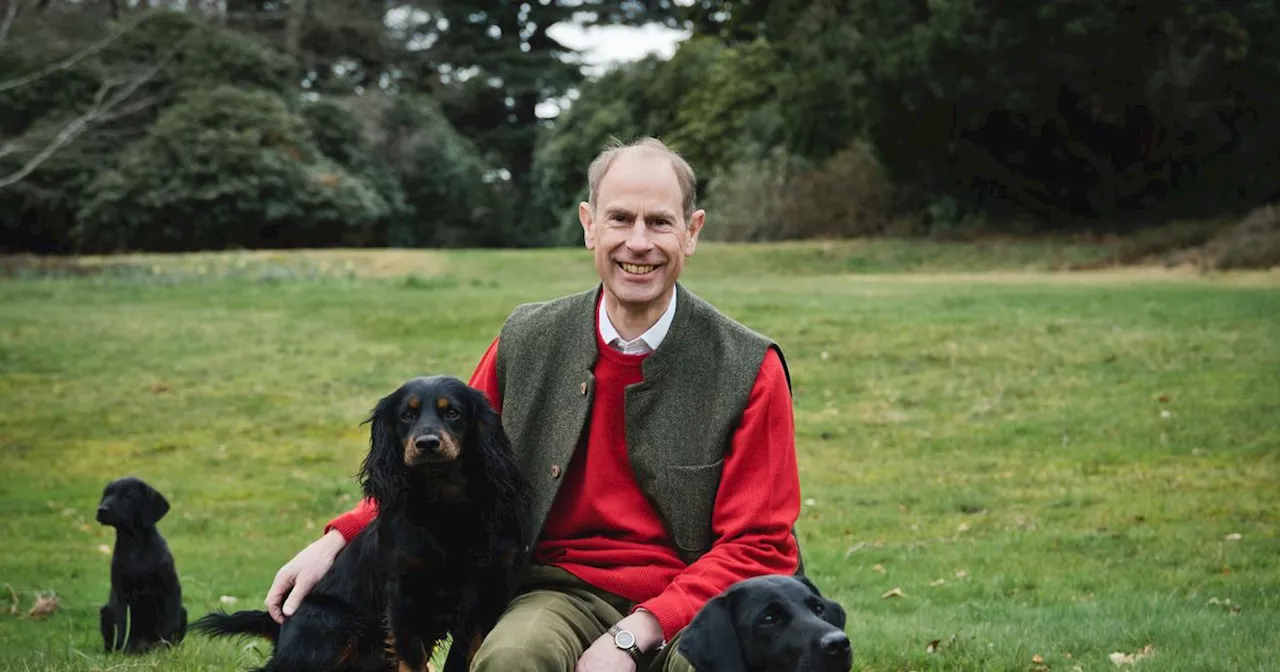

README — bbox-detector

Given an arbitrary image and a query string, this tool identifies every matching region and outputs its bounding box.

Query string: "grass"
[0,240,1277,671]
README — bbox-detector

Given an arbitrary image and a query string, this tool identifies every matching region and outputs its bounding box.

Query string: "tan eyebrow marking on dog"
[407,395,420,410]
[436,396,450,410]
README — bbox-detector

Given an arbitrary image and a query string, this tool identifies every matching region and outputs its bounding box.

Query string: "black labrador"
[677,574,852,672]
[96,476,188,653]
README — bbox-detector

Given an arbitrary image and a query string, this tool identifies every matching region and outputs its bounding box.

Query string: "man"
[265,137,802,671]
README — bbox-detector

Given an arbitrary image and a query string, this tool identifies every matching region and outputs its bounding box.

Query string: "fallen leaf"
[898,504,909,513]
[804,498,817,507]
[843,542,866,559]
[1033,654,1045,664]
[881,587,906,599]
[219,595,238,605]
[872,564,886,574]
[954,569,969,579]
[1224,533,1242,541]
[925,639,940,654]
[96,544,111,556]
[930,578,947,587]
[1157,394,1170,403]
[26,592,58,619]
[1108,644,1153,665]
[1160,409,1172,419]
[957,522,970,533]
[150,382,171,394]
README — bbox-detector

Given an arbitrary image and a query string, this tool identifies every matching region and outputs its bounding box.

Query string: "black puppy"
[97,476,188,653]
[677,574,852,672]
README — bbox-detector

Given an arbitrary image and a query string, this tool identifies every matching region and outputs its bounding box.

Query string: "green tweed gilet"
[494,283,802,568]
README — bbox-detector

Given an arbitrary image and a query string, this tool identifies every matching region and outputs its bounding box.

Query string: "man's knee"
[470,637,575,672]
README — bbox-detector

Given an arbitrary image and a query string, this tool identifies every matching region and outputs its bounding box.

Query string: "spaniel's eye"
[444,408,461,421]
[400,410,416,423]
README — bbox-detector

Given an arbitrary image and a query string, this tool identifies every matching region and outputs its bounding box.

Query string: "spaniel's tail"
[191,610,281,643]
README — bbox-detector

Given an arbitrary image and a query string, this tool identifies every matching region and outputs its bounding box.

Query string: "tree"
[74,86,393,251]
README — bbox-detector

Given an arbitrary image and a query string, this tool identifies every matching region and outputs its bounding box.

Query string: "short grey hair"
[586,137,697,221]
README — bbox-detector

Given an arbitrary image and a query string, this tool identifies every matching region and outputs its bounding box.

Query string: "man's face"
[579,151,705,315]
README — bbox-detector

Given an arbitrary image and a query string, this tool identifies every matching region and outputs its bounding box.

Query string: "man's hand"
[575,609,663,672]
[264,529,347,624]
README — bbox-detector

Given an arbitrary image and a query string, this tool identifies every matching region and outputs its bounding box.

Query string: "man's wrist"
[319,528,347,554]
[615,609,664,652]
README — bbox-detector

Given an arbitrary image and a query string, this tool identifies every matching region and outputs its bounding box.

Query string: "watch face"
[615,630,636,648]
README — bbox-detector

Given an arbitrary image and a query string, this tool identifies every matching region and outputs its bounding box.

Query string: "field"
[1,239,1277,671]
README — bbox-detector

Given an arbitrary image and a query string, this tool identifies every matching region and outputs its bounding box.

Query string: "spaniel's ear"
[359,388,408,510]
[469,387,526,507]
[677,594,744,672]
[136,481,170,528]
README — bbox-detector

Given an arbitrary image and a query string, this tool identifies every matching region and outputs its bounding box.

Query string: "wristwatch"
[608,624,643,662]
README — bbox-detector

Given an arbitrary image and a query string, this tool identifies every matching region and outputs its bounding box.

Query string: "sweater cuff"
[632,595,694,643]
[323,511,368,543]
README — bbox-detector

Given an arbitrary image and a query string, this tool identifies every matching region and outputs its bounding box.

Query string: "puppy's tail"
[191,610,281,643]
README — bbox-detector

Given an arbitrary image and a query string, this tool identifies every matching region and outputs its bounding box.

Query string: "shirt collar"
[598,290,678,354]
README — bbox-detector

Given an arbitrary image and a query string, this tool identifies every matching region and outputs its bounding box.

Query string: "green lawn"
[1,241,1277,671]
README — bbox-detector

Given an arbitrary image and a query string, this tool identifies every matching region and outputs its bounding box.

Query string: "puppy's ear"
[677,594,745,672]
[137,482,170,527]
[798,576,847,629]
[359,389,409,510]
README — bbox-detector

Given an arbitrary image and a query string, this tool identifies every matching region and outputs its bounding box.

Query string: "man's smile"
[618,262,660,275]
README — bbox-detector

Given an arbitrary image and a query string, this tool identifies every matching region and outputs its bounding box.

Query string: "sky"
[535,20,691,118]
[547,21,692,78]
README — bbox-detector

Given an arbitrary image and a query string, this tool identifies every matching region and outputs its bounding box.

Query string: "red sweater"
[326,324,800,640]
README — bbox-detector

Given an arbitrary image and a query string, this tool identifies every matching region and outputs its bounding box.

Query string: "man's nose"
[625,220,654,250]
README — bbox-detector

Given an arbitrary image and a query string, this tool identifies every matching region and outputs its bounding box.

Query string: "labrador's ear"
[797,576,846,629]
[677,594,746,672]
[137,482,170,528]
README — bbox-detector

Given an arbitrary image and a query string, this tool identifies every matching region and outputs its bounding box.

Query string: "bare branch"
[0,31,192,189]
[0,0,21,49]
[0,11,152,93]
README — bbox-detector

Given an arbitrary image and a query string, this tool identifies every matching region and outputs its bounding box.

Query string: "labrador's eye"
[812,602,826,616]
[760,604,784,626]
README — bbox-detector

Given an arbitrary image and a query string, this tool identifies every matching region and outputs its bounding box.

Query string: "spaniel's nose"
[414,435,441,452]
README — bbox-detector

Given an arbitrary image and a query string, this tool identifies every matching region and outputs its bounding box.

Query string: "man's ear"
[579,202,596,250]
[677,594,745,671]
[684,209,705,256]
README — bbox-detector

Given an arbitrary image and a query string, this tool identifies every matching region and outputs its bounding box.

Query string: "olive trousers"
[469,565,696,672]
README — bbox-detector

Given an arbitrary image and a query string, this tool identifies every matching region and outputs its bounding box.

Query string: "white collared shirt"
[598,291,677,355]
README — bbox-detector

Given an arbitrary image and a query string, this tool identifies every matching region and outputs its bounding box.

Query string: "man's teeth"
[621,263,657,274]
